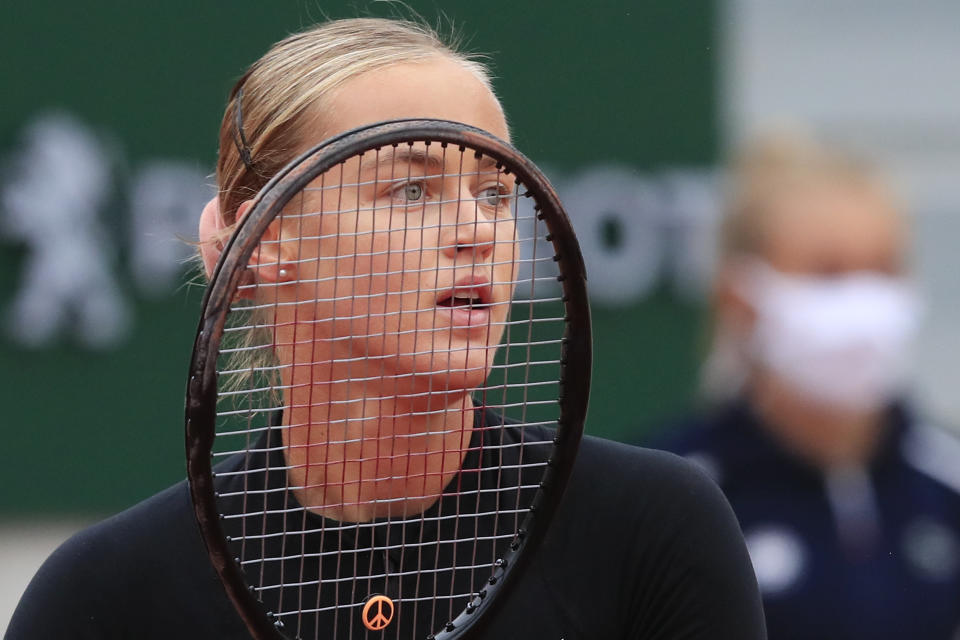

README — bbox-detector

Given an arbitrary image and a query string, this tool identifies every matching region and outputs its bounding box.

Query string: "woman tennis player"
[7,18,764,640]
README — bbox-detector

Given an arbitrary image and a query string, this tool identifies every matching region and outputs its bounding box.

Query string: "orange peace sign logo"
[361,594,395,631]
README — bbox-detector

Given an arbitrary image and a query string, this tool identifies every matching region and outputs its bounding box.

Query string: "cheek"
[395,230,439,339]
[342,227,435,353]
[494,222,520,308]
[272,215,386,348]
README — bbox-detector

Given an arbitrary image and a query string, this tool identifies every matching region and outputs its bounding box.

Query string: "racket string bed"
[213,279,562,638]
[213,418,556,638]
[187,120,588,640]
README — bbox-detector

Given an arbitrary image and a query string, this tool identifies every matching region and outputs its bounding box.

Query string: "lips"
[436,277,493,309]
[436,277,494,327]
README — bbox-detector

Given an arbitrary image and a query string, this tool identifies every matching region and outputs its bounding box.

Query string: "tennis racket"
[185,119,591,640]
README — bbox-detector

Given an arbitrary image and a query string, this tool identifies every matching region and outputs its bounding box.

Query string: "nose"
[439,195,498,262]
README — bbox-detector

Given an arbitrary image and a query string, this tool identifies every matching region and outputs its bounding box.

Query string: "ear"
[199,198,296,300]
[238,200,298,288]
[714,260,757,337]
[198,196,225,279]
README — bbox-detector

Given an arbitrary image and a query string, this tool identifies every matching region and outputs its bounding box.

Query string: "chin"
[399,348,496,398]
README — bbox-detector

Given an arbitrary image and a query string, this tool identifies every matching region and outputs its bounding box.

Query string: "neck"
[749,371,887,470]
[283,387,475,522]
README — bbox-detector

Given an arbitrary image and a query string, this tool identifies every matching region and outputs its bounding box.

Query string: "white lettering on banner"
[129,163,214,296]
[657,170,722,302]
[559,167,663,306]
[551,166,721,305]
[0,112,130,348]
[0,111,722,351]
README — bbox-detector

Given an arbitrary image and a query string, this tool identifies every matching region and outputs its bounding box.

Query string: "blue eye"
[400,182,423,202]
[478,187,502,207]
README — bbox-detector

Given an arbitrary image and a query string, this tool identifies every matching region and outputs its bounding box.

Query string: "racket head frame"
[185,119,591,640]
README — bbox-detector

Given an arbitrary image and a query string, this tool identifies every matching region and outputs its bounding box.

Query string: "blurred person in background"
[650,133,960,639]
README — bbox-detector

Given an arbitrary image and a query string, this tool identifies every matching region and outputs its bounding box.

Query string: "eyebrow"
[359,147,441,176]
[358,146,501,177]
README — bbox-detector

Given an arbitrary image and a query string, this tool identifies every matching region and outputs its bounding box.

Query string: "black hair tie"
[232,87,256,171]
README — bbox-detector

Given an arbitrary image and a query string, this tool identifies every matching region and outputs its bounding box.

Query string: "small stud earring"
[279,268,288,278]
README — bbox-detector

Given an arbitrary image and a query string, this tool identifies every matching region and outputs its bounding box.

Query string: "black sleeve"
[5,526,115,640]
[4,482,250,640]
[623,448,766,640]
[548,437,766,640]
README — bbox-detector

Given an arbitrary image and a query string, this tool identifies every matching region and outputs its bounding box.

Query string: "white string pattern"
[210,143,565,639]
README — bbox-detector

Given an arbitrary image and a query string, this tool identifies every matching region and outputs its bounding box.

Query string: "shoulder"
[62,479,200,571]
[6,480,245,639]
[570,436,744,537]
[575,434,714,491]
[19,479,195,586]
[568,437,750,563]
[542,436,766,638]
[7,482,196,637]
[515,424,733,511]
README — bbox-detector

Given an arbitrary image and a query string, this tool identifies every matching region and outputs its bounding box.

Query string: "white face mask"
[736,260,921,413]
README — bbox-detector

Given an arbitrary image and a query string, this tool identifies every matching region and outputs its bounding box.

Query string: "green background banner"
[0,0,716,515]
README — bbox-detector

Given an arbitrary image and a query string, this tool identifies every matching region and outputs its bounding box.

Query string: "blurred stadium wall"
[0,1,718,518]
[0,2,718,626]
[2,0,958,628]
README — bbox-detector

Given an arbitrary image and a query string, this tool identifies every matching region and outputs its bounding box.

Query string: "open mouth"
[436,279,494,312]
[436,294,489,309]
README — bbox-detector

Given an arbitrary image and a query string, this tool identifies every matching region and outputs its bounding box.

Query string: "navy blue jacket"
[651,400,960,640]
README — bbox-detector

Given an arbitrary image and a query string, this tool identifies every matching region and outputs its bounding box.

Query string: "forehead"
[306,57,509,146]
[761,181,906,274]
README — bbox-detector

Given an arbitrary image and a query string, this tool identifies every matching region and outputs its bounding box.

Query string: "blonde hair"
[211,17,497,399]
[216,17,494,228]
[719,131,898,260]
